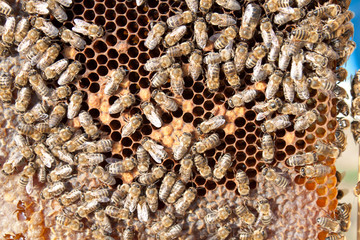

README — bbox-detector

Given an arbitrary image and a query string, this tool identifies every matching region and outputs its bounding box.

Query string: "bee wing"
[11,151,24,167]
[146,111,163,128]
[26,176,34,194]
[137,201,149,223]
[253,59,262,76]
[271,30,279,47]
[105,157,122,164]
[256,111,269,121]
[279,7,295,14]
[38,113,49,121]
[74,18,91,28]
[72,25,88,36]
[41,150,54,168]
[98,197,110,203]
[55,0,72,7]
[35,2,50,14]
[148,150,162,164]
[209,33,221,42]
[128,197,138,213]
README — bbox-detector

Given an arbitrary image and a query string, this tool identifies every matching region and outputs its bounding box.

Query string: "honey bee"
[338,118,350,130]
[92,166,116,185]
[203,52,222,65]
[274,7,305,26]
[212,224,231,240]
[59,189,82,206]
[107,156,137,174]
[2,16,15,45]
[323,10,354,36]
[15,87,32,113]
[159,223,183,240]
[300,164,332,178]
[228,89,257,108]
[256,198,272,226]
[159,172,177,201]
[136,145,150,173]
[94,210,112,234]
[14,133,34,161]
[50,85,72,102]
[145,184,158,212]
[163,25,187,48]
[167,180,186,204]
[264,0,291,13]
[123,226,135,240]
[305,52,328,69]
[307,4,341,18]
[124,182,141,212]
[76,152,105,166]
[46,126,73,149]
[169,63,184,96]
[194,154,212,179]
[77,200,100,218]
[16,121,40,141]
[57,60,82,85]
[49,103,67,128]
[234,42,248,73]
[206,13,236,27]
[59,27,86,50]
[261,115,291,133]
[0,0,12,16]
[192,133,221,154]
[48,0,67,23]
[294,109,319,132]
[44,59,69,80]
[151,69,169,88]
[194,17,208,50]
[259,133,274,164]
[152,89,178,112]
[150,212,176,234]
[179,154,193,183]
[34,142,56,168]
[79,111,99,139]
[281,74,294,103]
[206,63,220,93]
[84,139,113,153]
[334,129,347,153]
[104,67,127,96]
[63,133,88,153]
[28,70,51,99]
[314,42,339,60]
[235,170,250,196]
[286,152,317,167]
[167,10,196,29]
[268,31,283,63]
[333,85,349,99]
[34,122,51,134]
[138,165,166,185]
[140,137,167,163]
[260,18,275,49]
[41,181,66,199]
[265,70,283,99]
[252,98,283,121]
[215,0,239,10]
[27,37,52,66]
[145,54,174,72]
[317,217,341,233]
[84,189,110,203]
[48,164,73,182]
[0,88,11,105]
[55,215,84,231]
[111,183,130,206]
[19,162,36,194]
[315,140,340,158]
[336,202,351,230]
[251,61,274,83]
[246,44,267,69]
[2,150,24,175]
[189,50,203,81]
[204,205,231,225]
[262,167,289,189]
[290,51,304,82]
[109,93,136,115]
[72,18,104,39]
[213,26,237,50]
[175,187,197,215]
[137,195,150,223]
[23,0,49,15]
[280,103,307,116]
[105,206,130,220]
[166,41,194,57]
[351,121,360,144]
[173,132,192,160]
[37,43,61,71]
[144,21,167,50]
[223,61,241,88]
[31,17,59,38]
[67,90,83,119]
[239,3,262,40]
[278,42,291,71]
[213,153,233,182]
[325,233,345,240]
[122,114,143,138]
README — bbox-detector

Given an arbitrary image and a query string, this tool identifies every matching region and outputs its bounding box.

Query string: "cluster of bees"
[0,0,357,239]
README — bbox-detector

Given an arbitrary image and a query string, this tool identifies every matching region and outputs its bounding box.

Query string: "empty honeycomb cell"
[246,169,257,179]
[89,108,100,118]
[128,22,139,33]
[84,0,94,8]
[105,9,116,20]
[316,185,328,196]
[317,103,328,114]
[295,130,306,138]
[195,176,206,186]
[245,122,256,132]
[316,197,328,208]
[235,129,246,139]
[161,113,173,124]
[245,157,256,167]
[158,3,170,13]
[315,128,326,138]
[85,48,95,58]
[105,22,116,32]
[275,151,286,161]
[106,35,117,46]
[205,180,217,190]
[224,87,235,98]
[295,140,306,150]
[125,0,136,7]
[183,89,194,100]
[225,146,236,155]
[138,53,149,64]
[197,187,206,196]
[126,10,138,20]
[96,55,108,64]
[89,73,99,81]
[105,0,115,8]
[116,16,127,27]
[172,108,183,118]
[305,180,317,191]
[245,145,257,156]
[86,59,97,70]
[306,98,317,109]
[95,16,106,26]
[191,106,204,117]
[182,113,193,123]
[309,89,317,98]
[79,78,90,89]
[244,110,256,121]
[76,53,87,64]
[225,135,235,145]
[97,66,109,76]
[316,115,327,126]
[129,72,140,83]
[73,4,85,15]
[285,146,296,155]
[110,120,121,130]
[121,137,133,147]
[140,125,152,135]
[118,54,129,64]
[84,10,95,20]
[214,93,225,105]
[107,60,119,69]
[163,159,174,170]
[115,3,126,14]
[245,134,256,144]
[128,59,139,70]
[94,40,108,53]
[235,152,246,163]
[225,180,236,191]
[128,47,139,58]
[255,151,262,161]
[111,131,121,141]
[275,139,286,149]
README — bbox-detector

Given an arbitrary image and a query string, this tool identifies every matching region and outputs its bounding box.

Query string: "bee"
[194,154,212,179]
[26,37,52,66]
[121,114,143,138]
[145,184,158,212]
[77,200,99,218]
[94,210,112,234]
[152,89,178,112]
[59,189,82,206]
[315,140,340,158]
[333,85,349,99]
[111,183,130,206]
[169,63,184,96]
[325,233,345,240]
[294,109,319,132]
[136,145,150,173]
[167,180,186,204]
[31,17,59,38]
[206,63,220,93]
[144,21,167,50]
[206,13,236,27]
[228,89,257,108]
[92,166,116,185]
[34,142,56,168]
[223,61,241,88]
[173,132,192,161]
[15,87,32,113]
[23,0,49,15]
[213,153,233,182]
[109,93,135,115]
[76,153,105,166]
[49,103,67,128]
[274,7,305,26]
[252,98,283,121]
[84,139,113,153]
[213,26,237,50]
[199,0,213,13]
[336,203,351,228]
[194,17,208,50]
[104,67,126,96]
[239,3,262,40]
[2,150,24,175]
[205,205,231,225]
[290,51,304,82]
[84,189,110,203]
[264,0,291,13]
[28,70,51,99]
[261,115,291,133]
[107,156,137,174]
[47,0,67,22]
[59,27,86,50]
[67,90,83,119]
[16,122,38,140]
[123,226,135,240]
[46,126,73,149]
[151,69,169,88]
[262,167,289,189]
[55,215,84,231]
[124,182,141,212]
[334,129,347,153]
[41,181,66,199]
[179,154,193,183]
[286,152,317,167]
[141,137,167,163]
[278,42,291,71]
[0,0,12,16]
[265,70,283,99]
[203,52,222,65]
[19,162,36,194]
[246,44,267,69]
[323,10,354,36]
[192,133,221,154]
[213,224,231,240]
[239,228,267,240]
[260,133,275,164]
[251,61,274,83]
[291,28,319,44]
[163,26,187,48]
[234,42,248,74]
[338,118,350,130]
[44,59,69,80]
[166,41,194,57]
[37,43,61,71]
[79,110,99,139]
[189,50,203,81]
[256,198,272,226]
[48,164,72,183]
[137,165,166,185]
[150,212,176,234]
[63,133,88,152]
[2,16,15,45]
[0,88,11,105]
[215,0,239,10]
[167,10,196,29]
[175,187,197,215]
[235,170,250,196]
[280,103,307,116]
[105,206,130,220]
[307,3,341,18]
[34,122,51,134]
[282,74,294,103]
[314,42,339,60]
[351,121,360,144]
[138,197,151,223]
[300,164,332,178]
[317,217,341,233]
[72,18,104,39]
[14,133,34,161]
[260,18,275,49]
[305,52,328,69]
[159,172,177,201]
[58,60,82,85]
[268,31,284,63]
[50,85,72,102]
[145,54,174,72]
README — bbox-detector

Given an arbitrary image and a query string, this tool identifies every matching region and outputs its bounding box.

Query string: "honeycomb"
[0,0,354,239]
